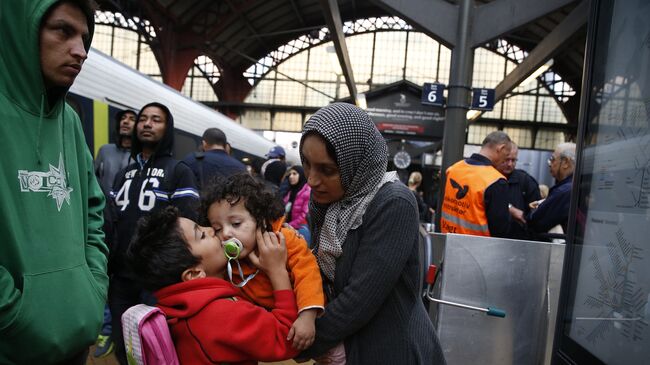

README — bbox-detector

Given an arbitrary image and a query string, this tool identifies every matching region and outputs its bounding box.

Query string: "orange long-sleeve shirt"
[234,218,325,313]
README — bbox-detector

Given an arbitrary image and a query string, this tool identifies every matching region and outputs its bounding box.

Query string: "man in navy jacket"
[183,128,246,189]
[528,142,576,235]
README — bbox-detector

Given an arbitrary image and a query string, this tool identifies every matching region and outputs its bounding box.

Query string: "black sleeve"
[524,174,542,203]
[484,178,511,237]
[412,190,428,222]
[301,190,419,357]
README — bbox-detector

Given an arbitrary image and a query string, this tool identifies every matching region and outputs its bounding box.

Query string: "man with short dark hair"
[0,0,107,363]
[440,131,512,237]
[496,143,542,240]
[110,102,199,365]
[182,127,246,189]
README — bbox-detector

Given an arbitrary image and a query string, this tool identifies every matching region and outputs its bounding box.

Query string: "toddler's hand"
[248,229,287,274]
[287,310,316,350]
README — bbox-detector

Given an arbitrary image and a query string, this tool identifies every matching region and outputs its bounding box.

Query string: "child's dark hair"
[200,173,285,231]
[127,206,199,292]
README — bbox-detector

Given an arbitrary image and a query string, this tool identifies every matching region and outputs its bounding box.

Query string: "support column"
[154,31,200,91]
[214,68,252,120]
[436,0,474,229]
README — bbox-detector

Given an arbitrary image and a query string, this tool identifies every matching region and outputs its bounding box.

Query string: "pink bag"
[121,304,180,365]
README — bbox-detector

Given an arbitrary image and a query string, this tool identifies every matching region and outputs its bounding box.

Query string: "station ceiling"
[97,0,586,124]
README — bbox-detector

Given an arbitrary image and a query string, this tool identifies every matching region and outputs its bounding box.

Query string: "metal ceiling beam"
[493,1,587,105]
[178,0,213,26]
[371,0,458,47]
[288,0,306,25]
[472,0,578,47]
[224,0,267,49]
[319,0,357,102]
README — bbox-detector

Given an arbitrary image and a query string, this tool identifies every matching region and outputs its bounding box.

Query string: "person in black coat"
[298,103,445,364]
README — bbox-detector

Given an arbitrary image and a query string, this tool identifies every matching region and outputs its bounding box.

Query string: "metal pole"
[435,0,474,230]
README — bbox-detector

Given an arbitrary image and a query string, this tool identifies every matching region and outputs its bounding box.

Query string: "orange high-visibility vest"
[440,160,505,236]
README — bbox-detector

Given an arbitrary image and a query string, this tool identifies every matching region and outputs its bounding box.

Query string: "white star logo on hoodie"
[17,153,73,211]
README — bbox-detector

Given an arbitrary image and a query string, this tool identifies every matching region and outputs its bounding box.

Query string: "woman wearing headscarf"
[298,103,445,364]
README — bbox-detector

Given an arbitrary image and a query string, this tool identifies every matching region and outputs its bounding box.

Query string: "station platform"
[84,346,312,365]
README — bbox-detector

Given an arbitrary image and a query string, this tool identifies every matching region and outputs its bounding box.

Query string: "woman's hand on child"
[288,309,317,350]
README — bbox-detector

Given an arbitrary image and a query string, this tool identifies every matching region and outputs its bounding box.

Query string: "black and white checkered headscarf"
[300,103,398,281]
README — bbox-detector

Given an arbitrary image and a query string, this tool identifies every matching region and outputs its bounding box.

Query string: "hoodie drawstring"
[36,94,44,165]
[61,109,69,179]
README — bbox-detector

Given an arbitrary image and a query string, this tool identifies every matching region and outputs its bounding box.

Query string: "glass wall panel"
[467,124,498,145]
[307,46,338,81]
[502,94,537,121]
[273,112,303,132]
[534,129,565,150]
[503,127,533,148]
[372,32,407,84]
[472,48,507,88]
[245,79,275,104]
[239,110,271,130]
[537,98,567,123]
[405,32,440,85]
[111,28,139,69]
[93,25,113,55]
[304,82,334,107]
[348,33,375,85]
[138,39,159,75]
[274,79,306,106]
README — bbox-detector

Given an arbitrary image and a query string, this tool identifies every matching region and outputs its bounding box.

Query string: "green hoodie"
[0,1,108,363]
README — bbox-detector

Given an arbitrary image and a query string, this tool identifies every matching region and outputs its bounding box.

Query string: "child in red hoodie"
[199,173,325,351]
[127,206,299,365]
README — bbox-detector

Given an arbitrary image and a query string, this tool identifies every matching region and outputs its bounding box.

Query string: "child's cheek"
[240,240,257,259]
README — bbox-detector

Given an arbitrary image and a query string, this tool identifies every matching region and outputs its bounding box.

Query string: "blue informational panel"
[471,88,495,111]
[421,83,445,106]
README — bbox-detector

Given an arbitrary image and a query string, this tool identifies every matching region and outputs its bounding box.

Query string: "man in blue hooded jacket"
[110,102,199,364]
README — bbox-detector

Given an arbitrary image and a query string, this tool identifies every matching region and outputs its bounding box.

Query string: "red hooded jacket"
[155,277,299,364]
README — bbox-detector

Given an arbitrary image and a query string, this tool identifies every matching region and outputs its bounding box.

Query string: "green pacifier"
[223,238,243,260]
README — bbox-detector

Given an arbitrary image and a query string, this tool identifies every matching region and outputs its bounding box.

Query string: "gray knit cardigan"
[301,182,446,364]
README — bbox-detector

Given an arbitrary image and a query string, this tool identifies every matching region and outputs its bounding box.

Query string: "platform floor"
[85,345,313,365]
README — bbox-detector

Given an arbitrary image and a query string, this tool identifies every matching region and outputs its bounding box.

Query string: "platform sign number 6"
[422,83,445,107]
[471,88,495,111]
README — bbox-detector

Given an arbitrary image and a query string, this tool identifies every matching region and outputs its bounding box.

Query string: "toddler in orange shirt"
[200,173,324,350]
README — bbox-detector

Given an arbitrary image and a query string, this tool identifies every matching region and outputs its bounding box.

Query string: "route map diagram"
[569,128,650,364]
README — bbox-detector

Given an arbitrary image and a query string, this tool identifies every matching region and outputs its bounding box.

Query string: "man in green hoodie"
[0,0,107,364]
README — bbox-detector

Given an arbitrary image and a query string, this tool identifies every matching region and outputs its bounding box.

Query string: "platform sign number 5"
[471,88,495,111]
[421,83,445,107]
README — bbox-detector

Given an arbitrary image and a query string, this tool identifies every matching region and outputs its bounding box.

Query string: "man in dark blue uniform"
[527,142,576,237]
[183,128,246,189]
[497,143,542,240]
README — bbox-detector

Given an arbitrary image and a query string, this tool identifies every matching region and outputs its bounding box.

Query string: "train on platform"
[66,48,297,165]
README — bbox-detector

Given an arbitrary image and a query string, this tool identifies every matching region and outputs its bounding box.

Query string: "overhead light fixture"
[521,59,554,87]
[466,110,482,120]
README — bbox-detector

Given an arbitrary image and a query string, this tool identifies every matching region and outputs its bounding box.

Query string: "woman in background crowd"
[284,165,312,245]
